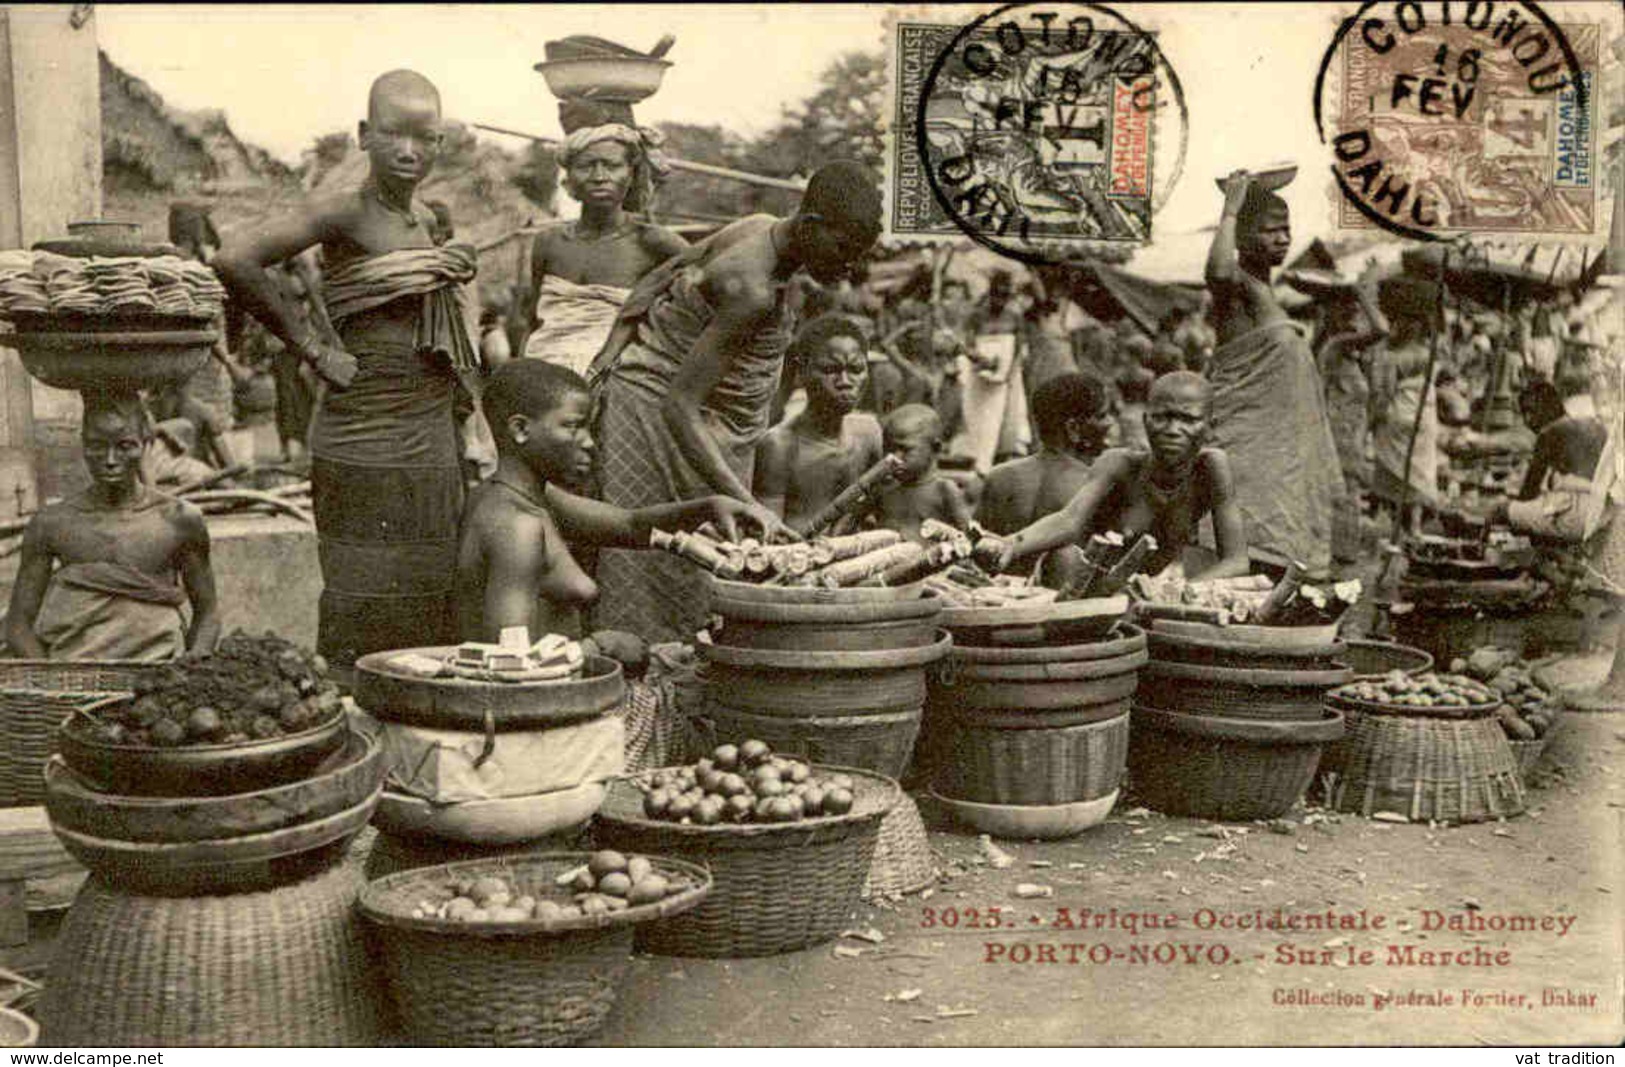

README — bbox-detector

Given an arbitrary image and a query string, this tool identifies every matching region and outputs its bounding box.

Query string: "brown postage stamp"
[1315,0,1603,240]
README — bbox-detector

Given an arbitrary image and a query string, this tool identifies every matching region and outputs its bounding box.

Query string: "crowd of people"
[9,64,1624,709]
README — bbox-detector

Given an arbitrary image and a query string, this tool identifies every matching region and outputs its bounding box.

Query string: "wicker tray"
[862,794,936,899]
[360,852,710,1046]
[10,329,215,391]
[1324,688,1500,721]
[59,704,349,797]
[594,763,898,957]
[353,651,624,731]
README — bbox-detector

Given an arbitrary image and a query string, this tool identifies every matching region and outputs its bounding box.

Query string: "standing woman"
[519,124,686,376]
[1369,276,1441,528]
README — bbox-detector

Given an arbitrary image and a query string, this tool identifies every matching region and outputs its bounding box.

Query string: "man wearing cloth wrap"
[216,70,480,668]
[587,161,882,643]
[1204,171,1344,576]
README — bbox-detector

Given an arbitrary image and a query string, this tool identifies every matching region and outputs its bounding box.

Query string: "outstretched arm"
[1193,450,1250,580]
[985,454,1128,569]
[660,274,779,503]
[4,519,53,658]
[175,506,221,654]
[941,478,974,530]
[545,484,789,548]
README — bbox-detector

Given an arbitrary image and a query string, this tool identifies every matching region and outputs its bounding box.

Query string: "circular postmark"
[903,2,1189,266]
[1313,0,1597,242]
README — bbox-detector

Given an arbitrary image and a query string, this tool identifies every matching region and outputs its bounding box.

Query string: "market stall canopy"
[1399,242,1599,307]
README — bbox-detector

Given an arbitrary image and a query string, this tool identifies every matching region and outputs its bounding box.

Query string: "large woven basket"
[862,793,936,899]
[697,702,921,780]
[934,708,1129,806]
[1127,704,1343,821]
[1325,708,1526,823]
[359,852,710,1047]
[0,660,159,807]
[1137,660,1352,722]
[594,764,899,957]
[40,861,383,1046]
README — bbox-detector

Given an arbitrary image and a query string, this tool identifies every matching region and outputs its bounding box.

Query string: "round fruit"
[784,762,810,784]
[598,872,632,898]
[719,773,748,797]
[756,778,787,798]
[667,795,696,822]
[827,774,855,792]
[696,757,715,776]
[784,793,805,819]
[713,744,740,770]
[726,794,754,821]
[823,787,854,815]
[801,787,826,816]
[739,739,772,767]
[698,768,725,794]
[644,789,673,818]
[186,706,222,739]
[627,875,670,906]
[589,850,629,878]
[753,763,782,781]
[767,796,797,822]
[693,797,725,826]
[626,856,653,885]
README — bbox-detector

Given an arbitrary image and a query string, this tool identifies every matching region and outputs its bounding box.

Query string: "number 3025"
[920,906,1006,929]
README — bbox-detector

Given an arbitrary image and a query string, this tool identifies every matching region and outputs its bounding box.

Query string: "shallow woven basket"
[40,861,383,1047]
[934,708,1129,806]
[594,764,899,957]
[360,852,711,1047]
[1325,709,1526,824]
[862,793,936,899]
[0,660,157,807]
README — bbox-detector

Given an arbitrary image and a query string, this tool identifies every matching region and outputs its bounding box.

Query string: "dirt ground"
[589,702,1625,1048]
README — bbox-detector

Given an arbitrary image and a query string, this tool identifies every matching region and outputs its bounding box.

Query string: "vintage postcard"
[0,0,1621,1053]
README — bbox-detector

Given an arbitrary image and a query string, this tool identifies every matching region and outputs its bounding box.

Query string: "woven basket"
[1507,736,1550,778]
[934,709,1129,806]
[862,793,936,899]
[0,660,159,808]
[698,702,921,780]
[1325,710,1526,823]
[593,764,898,957]
[1138,660,1352,722]
[362,828,591,881]
[40,862,384,1046]
[1127,704,1343,821]
[360,852,710,1047]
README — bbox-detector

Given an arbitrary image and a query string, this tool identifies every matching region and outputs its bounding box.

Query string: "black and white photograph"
[0,0,1619,1050]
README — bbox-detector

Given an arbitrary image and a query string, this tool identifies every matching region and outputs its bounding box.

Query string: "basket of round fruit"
[55,632,348,797]
[593,740,900,958]
[359,851,710,1047]
[1446,647,1562,777]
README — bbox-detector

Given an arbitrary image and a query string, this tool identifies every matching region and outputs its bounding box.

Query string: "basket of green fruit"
[593,743,899,957]
[359,851,710,1047]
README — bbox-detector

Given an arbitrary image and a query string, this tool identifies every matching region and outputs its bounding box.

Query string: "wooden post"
[0,5,103,521]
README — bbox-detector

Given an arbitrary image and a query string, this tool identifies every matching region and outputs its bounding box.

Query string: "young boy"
[5,393,219,660]
[456,360,778,644]
[870,404,973,541]
[754,314,884,534]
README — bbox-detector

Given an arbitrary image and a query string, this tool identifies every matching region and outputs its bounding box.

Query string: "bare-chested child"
[457,360,778,644]
[6,394,219,660]
[870,404,972,542]
[976,373,1112,587]
[520,124,686,375]
[754,314,884,534]
[982,372,1250,581]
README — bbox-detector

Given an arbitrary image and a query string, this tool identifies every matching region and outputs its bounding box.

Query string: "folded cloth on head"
[560,123,670,209]
[322,244,481,372]
[33,561,187,661]
[522,274,631,376]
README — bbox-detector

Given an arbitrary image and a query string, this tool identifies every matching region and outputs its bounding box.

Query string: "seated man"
[754,314,884,534]
[5,393,219,660]
[977,373,1112,587]
[982,371,1250,582]
[457,360,778,644]
[1490,379,1609,542]
[870,404,972,541]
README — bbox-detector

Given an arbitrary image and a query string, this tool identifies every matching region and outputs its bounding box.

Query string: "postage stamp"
[886,2,1188,264]
[1314,0,1601,241]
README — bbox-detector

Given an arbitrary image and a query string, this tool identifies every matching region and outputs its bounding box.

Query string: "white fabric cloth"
[522,275,631,377]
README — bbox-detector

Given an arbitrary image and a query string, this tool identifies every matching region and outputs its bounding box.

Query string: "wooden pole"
[473,122,809,192]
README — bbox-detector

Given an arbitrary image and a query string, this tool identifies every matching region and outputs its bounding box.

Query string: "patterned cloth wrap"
[609,642,698,772]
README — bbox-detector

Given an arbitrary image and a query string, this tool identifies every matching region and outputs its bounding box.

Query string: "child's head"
[789,313,869,416]
[1144,371,1212,466]
[482,360,593,486]
[1118,365,1155,405]
[883,403,943,483]
[1032,373,1111,458]
[80,392,151,493]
